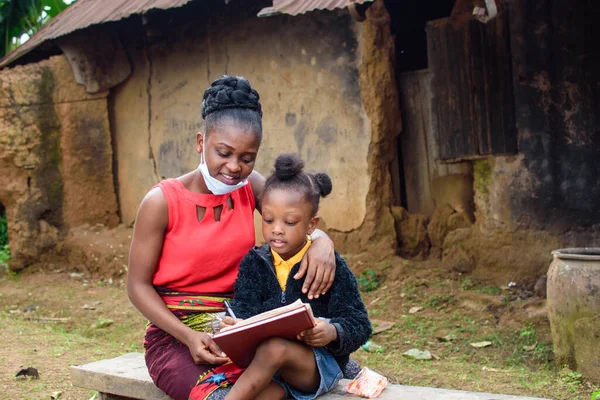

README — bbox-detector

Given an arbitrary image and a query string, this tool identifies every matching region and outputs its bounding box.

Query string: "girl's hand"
[184,331,229,365]
[219,316,243,329]
[298,319,338,347]
[296,233,335,299]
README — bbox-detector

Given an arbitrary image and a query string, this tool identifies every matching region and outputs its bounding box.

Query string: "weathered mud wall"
[327,0,400,254]
[0,56,119,270]
[111,0,399,255]
[507,0,600,232]
[440,0,600,284]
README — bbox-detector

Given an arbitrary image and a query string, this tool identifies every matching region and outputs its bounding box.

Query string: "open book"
[211,299,316,368]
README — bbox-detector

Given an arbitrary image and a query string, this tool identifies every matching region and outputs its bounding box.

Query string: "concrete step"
[71,352,550,400]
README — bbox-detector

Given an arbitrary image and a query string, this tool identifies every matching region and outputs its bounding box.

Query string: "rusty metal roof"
[263,0,373,16]
[1,0,375,68]
[0,0,193,68]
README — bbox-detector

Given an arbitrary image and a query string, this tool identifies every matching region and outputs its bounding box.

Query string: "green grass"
[356,273,595,400]
[477,286,501,296]
[426,294,455,308]
[1,265,596,400]
[0,244,10,267]
[0,212,11,272]
[461,278,501,296]
[0,278,147,399]
[461,278,475,291]
[356,314,591,399]
[357,269,379,292]
[0,213,7,247]
[562,370,584,393]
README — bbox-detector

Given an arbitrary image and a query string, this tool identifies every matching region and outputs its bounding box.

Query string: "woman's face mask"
[198,135,250,195]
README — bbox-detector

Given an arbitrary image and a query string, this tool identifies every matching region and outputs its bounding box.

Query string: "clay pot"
[547,248,600,382]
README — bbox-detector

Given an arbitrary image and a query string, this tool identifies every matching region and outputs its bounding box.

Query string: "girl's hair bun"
[313,172,332,197]
[263,154,333,216]
[274,153,304,181]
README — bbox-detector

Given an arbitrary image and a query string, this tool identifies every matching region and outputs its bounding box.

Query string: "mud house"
[0,0,598,286]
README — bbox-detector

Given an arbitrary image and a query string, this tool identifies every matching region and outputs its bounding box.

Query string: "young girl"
[224,153,372,400]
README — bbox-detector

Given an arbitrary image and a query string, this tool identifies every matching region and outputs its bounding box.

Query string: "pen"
[223,299,237,323]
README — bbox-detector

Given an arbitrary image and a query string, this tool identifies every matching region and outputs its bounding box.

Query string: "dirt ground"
[1,225,598,400]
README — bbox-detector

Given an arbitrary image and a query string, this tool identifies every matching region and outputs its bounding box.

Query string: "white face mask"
[198,136,249,195]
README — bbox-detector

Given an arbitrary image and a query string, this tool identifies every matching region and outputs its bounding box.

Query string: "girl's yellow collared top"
[271,238,312,290]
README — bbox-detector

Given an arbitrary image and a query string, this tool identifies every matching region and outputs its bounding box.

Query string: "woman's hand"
[295,231,336,299]
[298,319,337,347]
[184,330,229,365]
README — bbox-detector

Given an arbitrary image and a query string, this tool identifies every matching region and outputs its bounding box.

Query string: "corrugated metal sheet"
[0,0,193,68]
[270,0,373,16]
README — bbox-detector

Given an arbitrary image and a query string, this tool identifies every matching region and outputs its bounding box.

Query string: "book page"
[221,299,313,332]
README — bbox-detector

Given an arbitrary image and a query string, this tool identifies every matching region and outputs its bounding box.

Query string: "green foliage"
[0,213,7,247]
[562,370,583,392]
[591,390,600,400]
[358,269,379,292]
[0,0,76,56]
[0,210,10,269]
[460,278,500,295]
[506,323,553,367]
[477,286,501,296]
[461,278,474,291]
[0,244,9,266]
[402,284,416,295]
[426,293,455,308]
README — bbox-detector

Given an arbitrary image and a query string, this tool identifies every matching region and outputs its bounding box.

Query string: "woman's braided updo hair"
[201,76,262,138]
[264,153,332,216]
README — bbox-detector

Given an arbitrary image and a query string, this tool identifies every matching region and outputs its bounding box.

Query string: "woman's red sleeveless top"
[152,178,256,294]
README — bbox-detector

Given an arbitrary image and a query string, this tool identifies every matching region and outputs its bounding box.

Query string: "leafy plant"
[519,325,536,341]
[0,213,7,247]
[426,294,455,308]
[0,0,76,56]
[460,278,500,295]
[562,370,583,392]
[402,284,416,295]
[506,323,553,367]
[461,278,474,291]
[477,286,501,296]
[0,211,10,269]
[358,269,378,292]
[591,390,600,400]
[0,244,9,266]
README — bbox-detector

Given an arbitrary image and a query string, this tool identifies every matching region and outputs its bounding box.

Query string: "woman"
[127,76,337,400]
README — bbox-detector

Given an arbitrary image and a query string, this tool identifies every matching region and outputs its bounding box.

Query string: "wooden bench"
[71,353,549,400]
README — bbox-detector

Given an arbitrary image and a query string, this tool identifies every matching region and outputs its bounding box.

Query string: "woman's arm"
[249,170,266,213]
[297,229,336,299]
[249,170,336,299]
[127,188,228,364]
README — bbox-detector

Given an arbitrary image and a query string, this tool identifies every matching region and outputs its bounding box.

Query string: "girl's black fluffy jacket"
[230,244,372,370]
